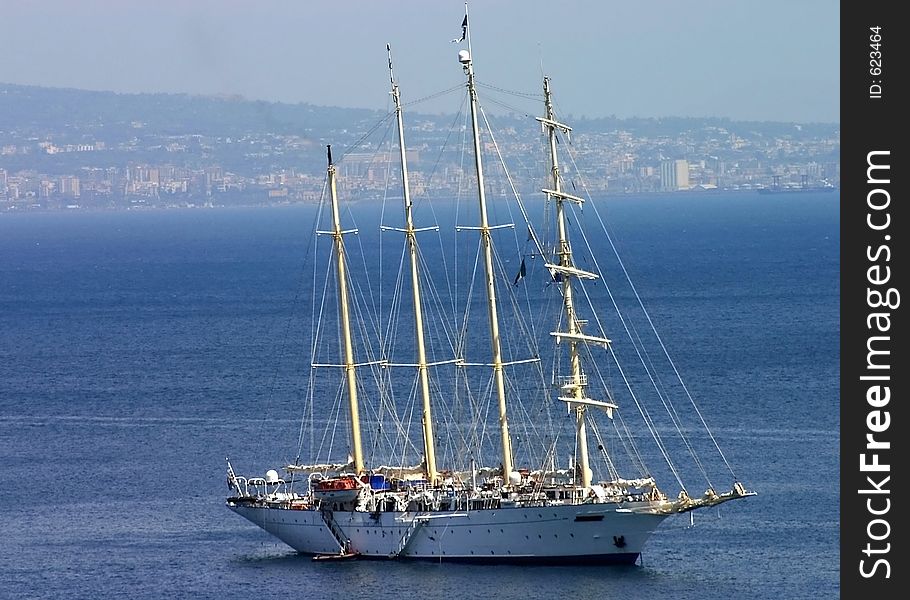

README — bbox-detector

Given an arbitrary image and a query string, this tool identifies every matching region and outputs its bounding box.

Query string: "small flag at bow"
[452,15,468,43]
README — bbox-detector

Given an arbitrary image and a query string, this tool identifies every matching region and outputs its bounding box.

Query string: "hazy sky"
[1,0,839,123]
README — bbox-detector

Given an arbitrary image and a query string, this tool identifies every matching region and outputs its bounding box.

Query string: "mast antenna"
[465,3,472,56]
[386,43,395,86]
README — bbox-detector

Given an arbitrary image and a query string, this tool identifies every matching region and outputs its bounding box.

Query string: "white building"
[660,159,690,191]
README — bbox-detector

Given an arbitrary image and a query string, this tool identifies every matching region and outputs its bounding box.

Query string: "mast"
[541,77,591,489]
[388,45,438,485]
[326,145,365,475]
[458,17,515,482]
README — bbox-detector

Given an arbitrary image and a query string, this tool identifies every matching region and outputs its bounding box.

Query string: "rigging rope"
[567,212,708,491]
[401,84,465,110]
[561,130,739,483]
[476,80,544,100]
[477,106,548,261]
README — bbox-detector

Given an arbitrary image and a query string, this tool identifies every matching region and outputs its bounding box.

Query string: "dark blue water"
[0,192,839,599]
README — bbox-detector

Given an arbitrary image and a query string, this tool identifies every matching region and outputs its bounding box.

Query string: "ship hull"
[228,502,667,563]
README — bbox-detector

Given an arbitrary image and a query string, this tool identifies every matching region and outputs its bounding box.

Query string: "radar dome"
[458,50,471,64]
[508,471,522,486]
[265,469,280,484]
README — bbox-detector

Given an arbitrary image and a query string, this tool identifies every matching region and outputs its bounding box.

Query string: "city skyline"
[1,0,840,124]
[0,82,839,211]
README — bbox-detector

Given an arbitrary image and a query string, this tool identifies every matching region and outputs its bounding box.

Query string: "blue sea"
[0,191,839,599]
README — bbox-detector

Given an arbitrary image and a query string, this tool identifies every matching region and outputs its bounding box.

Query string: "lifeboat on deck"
[312,477,362,504]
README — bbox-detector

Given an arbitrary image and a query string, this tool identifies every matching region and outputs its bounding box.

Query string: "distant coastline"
[1,82,840,213]
[0,187,841,216]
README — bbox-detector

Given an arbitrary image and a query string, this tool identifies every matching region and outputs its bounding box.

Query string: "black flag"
[452,15,467,43]
[513,257,527,286]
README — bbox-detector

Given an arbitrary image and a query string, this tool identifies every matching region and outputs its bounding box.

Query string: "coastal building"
[59,175,81,197]
[660,159,690,191]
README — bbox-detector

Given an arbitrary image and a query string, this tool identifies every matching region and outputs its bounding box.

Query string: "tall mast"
[541,78,594,489]
[387,45,438,485]
[326,145,365,475]
[458,18,515,482]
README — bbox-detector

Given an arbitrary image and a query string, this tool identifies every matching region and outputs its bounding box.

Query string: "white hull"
[229,502,667,564]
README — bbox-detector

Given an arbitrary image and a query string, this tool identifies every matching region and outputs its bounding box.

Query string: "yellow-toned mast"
[458,11,514,482]
[326,146,365,475]
[388,45,438,485]
[542,78,591,488]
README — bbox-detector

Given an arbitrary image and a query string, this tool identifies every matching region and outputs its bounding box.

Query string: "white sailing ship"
[227,13,753,564]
